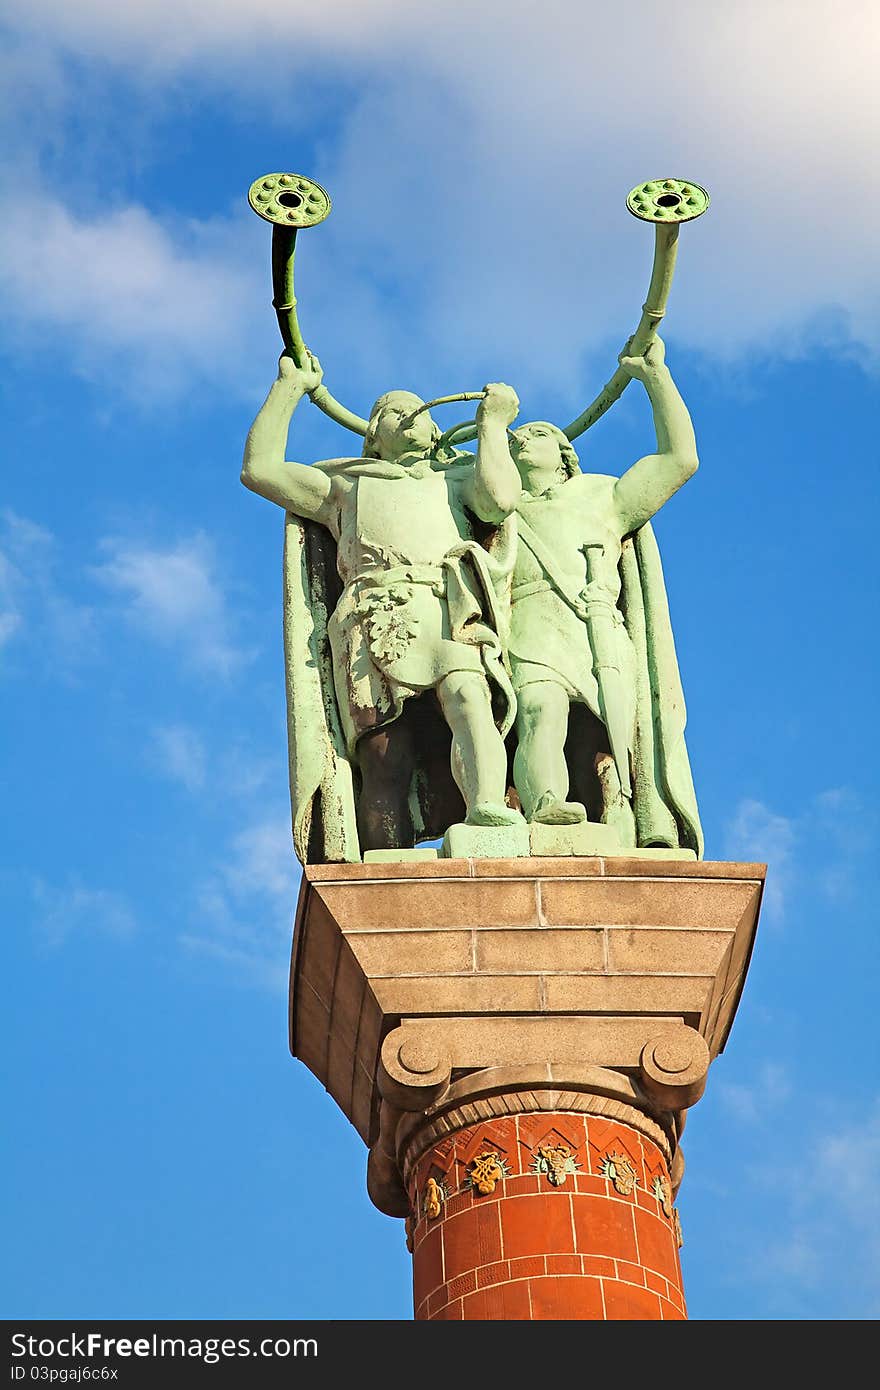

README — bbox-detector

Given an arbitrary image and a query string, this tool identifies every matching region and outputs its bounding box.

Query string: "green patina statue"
[242,173,707,863]
[508,337,702,856]
[242,357,527,856]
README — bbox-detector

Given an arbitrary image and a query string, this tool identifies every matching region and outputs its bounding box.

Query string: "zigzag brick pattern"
[409,1112,685,1321]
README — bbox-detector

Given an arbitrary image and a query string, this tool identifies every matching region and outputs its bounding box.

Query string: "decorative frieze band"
[397,1082,675,1187]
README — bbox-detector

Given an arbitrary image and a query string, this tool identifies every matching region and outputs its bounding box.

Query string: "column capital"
[290,856,764,1218]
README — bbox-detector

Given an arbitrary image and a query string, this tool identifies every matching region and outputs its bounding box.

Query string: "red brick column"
[408,1110,685,1321]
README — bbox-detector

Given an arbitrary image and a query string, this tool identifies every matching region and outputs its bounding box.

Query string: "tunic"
[320,463,514,754]
[509,474,637,741]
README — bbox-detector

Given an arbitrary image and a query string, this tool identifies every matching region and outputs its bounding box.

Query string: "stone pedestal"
[289,855,765,1321]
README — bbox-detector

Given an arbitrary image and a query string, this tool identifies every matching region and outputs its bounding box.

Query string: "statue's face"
[370,392,436,461]
[511,422,567,492]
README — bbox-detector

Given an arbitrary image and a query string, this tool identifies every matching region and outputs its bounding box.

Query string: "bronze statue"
[242,173,708,861]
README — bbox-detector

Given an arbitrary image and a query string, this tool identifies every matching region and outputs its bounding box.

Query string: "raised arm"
[462,382,522,523]
[612,337,698,534]
[241,352,335,524]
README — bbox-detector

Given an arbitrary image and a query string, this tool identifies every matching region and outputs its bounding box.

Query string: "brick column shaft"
[408,1110,685,1321]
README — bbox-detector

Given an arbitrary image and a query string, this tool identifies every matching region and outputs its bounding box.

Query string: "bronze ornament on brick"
[466,1152,507,1194]
[652,1174,674,1218]
[423,1177,445,1219]
[533,1143,579,1186]
[598,1151,638,1195]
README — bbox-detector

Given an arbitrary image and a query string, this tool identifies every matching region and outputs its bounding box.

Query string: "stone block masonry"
[289,855,765,1319]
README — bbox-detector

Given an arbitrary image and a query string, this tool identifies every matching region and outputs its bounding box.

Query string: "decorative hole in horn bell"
[248,172,332,228]
[626,177,710,224]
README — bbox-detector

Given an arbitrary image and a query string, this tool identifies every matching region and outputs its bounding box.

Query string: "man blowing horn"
[242,350,526,855]
[507,337,703,855]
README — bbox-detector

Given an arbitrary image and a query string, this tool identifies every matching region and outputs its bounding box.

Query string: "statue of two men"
[241,337,703,860]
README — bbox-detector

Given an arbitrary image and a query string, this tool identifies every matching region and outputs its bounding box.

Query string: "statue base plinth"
[290,853,765,1320]
[529,819,621,855]
[363,834,698,864]
[442,820,530,860]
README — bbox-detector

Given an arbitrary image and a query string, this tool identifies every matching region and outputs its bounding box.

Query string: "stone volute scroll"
[240,170,767,1322]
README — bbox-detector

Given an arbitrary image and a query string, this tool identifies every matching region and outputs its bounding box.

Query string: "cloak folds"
[621,524,703,857]
[513,518,703,857]
[281,460,516,865]
[282,512,359,865]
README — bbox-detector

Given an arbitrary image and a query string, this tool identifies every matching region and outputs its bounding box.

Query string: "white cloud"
[150,722,207,792]
[0,0,383,65]
[32,878,137,946]
[718,1061,792,1126]
[0,195,263,400]
[0,513,255,684]
[178,933,288,992]
[724,787,873,924]
[754,1102,880,1312]
[1,0,877,397]
[816,1110,880,1225]
[91,531,249,677]
[1,511,59,645]
[216,744,276,801]
[0,509,96,667]
[0,552,25,650]
[183,814,300,990]
[150,723,276,800]
[724,798,795,922]
[709,1073,880,1315]
[222,818,299,902]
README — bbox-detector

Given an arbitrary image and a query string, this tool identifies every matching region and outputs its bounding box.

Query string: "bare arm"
[462,382,522,523]
[612,337,698,534]
[241,352,336,524]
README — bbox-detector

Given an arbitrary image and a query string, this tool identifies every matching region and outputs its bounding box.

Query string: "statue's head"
[510,421,580,493]
[363,390,440,463]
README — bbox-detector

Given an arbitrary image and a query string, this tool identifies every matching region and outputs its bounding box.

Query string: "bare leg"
[435,671,519,824]
[356,722,415,851]
[595,752,637,847]
[513,681,585,823]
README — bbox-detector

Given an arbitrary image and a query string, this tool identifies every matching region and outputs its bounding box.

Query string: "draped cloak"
[281,456,516,864]
[509,475,703,857]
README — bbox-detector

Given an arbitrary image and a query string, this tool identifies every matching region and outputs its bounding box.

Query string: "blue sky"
[2,1,878,1321]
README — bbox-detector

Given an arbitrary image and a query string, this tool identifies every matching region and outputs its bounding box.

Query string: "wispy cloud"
[1,513,255,686]
[724,798,795,921]
[149,723,276,802]
[0,547,25,649]
[0,509,96,668]
[150,722,207,792]
[182,814,300,990]
[0,193,263,400]
[752,1101,880,1314]
[92,531,249,677]
[723,787,873,924]
[0,0,387,69]
[1,0,877,397]
[816,1108,880,1225]
[810,788,874,905]
[32,878,138,946]
[717,1061,792,1126]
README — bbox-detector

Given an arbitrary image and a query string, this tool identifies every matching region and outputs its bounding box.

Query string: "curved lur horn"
[438,177,710,451]
[248,172,369,437]
[562,178,709,441]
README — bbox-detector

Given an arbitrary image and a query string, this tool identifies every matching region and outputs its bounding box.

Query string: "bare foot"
[466,802,525,827]
[532,795,587,825]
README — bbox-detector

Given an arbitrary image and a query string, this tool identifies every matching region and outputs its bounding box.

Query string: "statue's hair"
[514,421,581,477]
[362,391,441,459]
